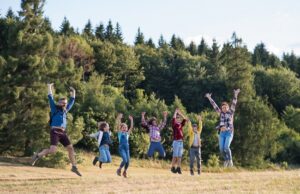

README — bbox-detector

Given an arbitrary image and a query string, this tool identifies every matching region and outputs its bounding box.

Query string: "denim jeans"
[189,147,201,170]
[99,145,112,163]
[147,141,166,158]
[172,140,183,157]
[219,130,233,161]
[119,144,130,170]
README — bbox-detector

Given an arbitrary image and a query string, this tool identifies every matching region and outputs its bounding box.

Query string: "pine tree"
[83,19,94,39]
[95,23,105,41]
[134,27,145,45]
[170,34,185,50]
[197,38,208,56]
[146,38,155,48]
[104,20,114,41]
[59,17,75,36]
[115,22,123,42]
[209,39,219,62]
[158,34,167,48]
[252,43,270,66]
[187,41,197,55]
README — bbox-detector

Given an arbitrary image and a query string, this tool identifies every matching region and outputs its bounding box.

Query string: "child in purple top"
[141,111,168,159]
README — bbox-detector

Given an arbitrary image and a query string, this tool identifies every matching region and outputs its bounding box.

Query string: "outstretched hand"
[163,111,168,117]
[141,112,146,117]
[205,93,212,98]
[197,115,202,121]
[129,115,133,120]
[117,113,123,119]
[69,86,75,92]
[47,83,54,87]
[234,89,240,96]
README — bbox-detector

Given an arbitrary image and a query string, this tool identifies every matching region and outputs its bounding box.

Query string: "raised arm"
[197,115,203,135]
[177,109,187,126]
[141,112,148,128]
[230,89,240,112]
[158,111,168,130]
[128,115,134,134]
[47,83,56,112]
[205,93,221,113]
[115,113,123,132]
[66,87,75,112]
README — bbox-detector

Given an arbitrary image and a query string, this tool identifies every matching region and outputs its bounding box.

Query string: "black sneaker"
[71,166,82,177]
[31,152,40,166]
[99,162,103,169]
[197,169,201,175]
[171,167,176,173]
[176,167,182,174]
[92,156,98,166]
[190,169,194,176]
[117,168,121,176]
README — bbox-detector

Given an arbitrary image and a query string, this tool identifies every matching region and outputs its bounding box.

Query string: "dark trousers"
[189,146,201,170]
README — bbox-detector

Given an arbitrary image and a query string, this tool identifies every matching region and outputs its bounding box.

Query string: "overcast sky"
[1,0,300,57]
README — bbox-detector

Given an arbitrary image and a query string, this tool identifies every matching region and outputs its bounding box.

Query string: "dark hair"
[221,102,229,107]
[148,117,157,125]
[98,122,108,131]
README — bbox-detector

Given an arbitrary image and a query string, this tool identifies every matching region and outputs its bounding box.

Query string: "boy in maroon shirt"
[171,108,187,174]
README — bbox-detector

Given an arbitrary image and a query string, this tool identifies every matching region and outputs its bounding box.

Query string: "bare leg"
[66,145,76,166]
[37,145,57,157]
[177,157,182,167]
[171,157,177,167]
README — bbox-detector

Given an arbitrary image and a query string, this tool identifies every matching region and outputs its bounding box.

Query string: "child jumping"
[115,113,134,178]
[89,122,112,169]
[141,111,168,159]
[205,89,240,167]
[187,115,202,175]
[171,108,187,174]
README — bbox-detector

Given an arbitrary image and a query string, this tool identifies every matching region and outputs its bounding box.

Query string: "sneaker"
[223,160,229,167]
[71,166,82,177]
[228,160,233,167]
[171,167,176,174]
[92,156,99,166]
[176,167,182,174]
[122,171,127,178]
[190,169,194,176]
[117,168,121,176]
[31,152,40,166]
[99,162,103,169]
[197,169,201,175]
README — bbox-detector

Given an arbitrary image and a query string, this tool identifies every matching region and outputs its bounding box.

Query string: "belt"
[191,145,200,149]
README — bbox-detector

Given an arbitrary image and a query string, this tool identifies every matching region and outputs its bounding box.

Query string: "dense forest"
[0,0,299,167]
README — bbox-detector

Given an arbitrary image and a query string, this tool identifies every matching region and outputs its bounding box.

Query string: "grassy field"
[0,156,299,194]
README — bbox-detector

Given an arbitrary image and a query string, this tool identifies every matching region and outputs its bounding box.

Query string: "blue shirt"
[48,94,75,129]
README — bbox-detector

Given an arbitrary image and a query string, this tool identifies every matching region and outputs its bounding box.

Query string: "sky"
[1,0,300,57]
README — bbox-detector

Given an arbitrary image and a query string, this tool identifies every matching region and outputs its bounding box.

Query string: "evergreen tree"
[83,19,94,39]
[197,38,209,56]
[187,41,197,55]
[95,23,105,41]
[158,34,168,48]
[59,17,75,36]
[252,43,270,66]
[115,22,123,42]
[134,27,145,45]
[104,20,114,41]
[146,38,156,48]
[170,34,185,50]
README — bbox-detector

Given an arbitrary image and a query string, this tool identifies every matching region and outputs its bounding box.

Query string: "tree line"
[0,0,299,167]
